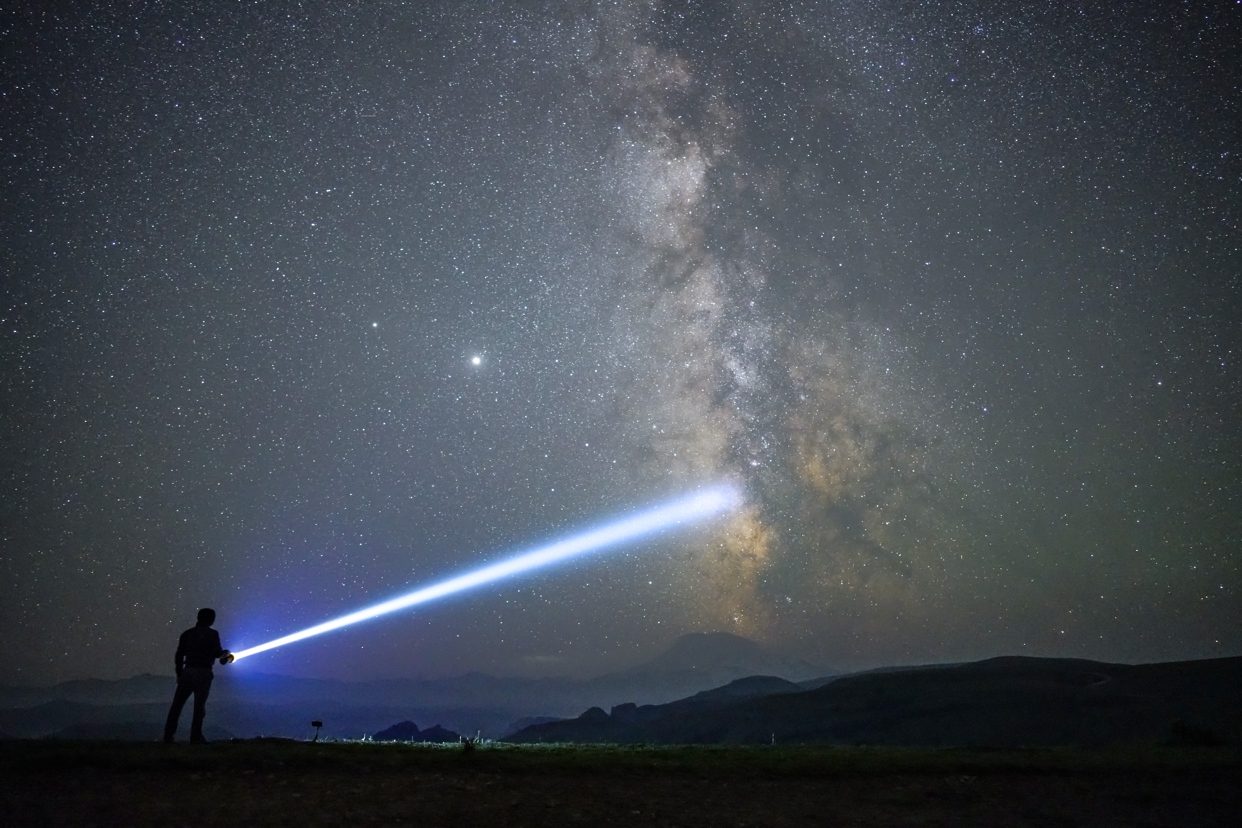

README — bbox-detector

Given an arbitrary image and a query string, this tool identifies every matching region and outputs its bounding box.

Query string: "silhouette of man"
[163,607,233,744]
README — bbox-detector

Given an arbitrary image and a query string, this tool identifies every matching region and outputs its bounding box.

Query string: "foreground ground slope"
[0,741,1237,827]
[510,655,1242,746]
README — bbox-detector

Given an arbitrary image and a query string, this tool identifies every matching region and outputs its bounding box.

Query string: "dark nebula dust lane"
[2,1,1239,684]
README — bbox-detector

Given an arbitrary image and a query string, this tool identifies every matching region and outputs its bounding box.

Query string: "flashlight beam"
[231,485,740,661]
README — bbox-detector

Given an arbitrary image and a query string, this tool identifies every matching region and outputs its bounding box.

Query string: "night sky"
[3,1,1239,686]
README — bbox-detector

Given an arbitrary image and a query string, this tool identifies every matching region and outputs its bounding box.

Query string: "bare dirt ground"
[2,742,1237,827]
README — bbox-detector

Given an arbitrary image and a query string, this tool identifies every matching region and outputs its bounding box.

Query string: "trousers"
[164,667,214,742]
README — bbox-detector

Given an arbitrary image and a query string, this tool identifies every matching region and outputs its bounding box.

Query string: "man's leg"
[164,677,194,742]
[189,670,214,743]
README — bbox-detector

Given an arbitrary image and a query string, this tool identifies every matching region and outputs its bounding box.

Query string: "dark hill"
[372,720,461,742]
[507,655,1242,747]
[510,674,802,742]
[686,675,802,703]
[599,632,823,689]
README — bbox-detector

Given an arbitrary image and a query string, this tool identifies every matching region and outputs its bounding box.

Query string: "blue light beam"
[231,485,741,661]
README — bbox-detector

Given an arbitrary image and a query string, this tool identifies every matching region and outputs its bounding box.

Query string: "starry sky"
[3,0,1239,686]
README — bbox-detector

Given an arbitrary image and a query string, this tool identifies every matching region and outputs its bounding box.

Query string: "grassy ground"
[2,739,1238,826]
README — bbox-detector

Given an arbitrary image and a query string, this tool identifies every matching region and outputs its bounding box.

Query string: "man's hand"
[220,652,234,665]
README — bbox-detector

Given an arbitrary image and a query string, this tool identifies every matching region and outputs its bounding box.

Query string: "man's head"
[197,607,216,626]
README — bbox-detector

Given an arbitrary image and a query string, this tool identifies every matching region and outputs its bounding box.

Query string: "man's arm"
[174,630,188,676]
[211,629,233,665]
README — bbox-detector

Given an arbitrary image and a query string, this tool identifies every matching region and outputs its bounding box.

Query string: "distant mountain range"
[0,632,827,741]
[506,655,1242,748]
[9,638,1232,747]
[371,721,462,743]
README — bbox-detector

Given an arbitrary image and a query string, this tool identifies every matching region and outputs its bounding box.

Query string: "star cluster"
[2,1,1238,684]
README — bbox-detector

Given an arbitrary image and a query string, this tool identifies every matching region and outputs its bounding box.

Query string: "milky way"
[2,1,1239,683]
